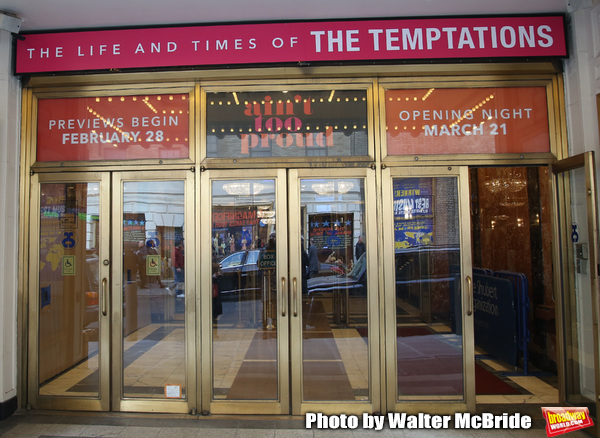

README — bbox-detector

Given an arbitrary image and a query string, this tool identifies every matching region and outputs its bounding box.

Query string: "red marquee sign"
[385,87,550,155]
[36,93,190,162]
[16,16,566,74]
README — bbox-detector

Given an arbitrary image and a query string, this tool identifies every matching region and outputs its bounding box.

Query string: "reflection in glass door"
[205,169,378,415]
[382,167,474,413]
[29,173,110,411]
[30,172,194,413]
[207,172,287,414]
[113,172,194,413]
[554,152,600,431]
[289,170,379,415]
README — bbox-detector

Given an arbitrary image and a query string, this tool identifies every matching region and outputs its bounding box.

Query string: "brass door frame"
[288,167,380,415]
[28,170,196,413]
[202,167,380,415]
[27,172,111,411]
[381,165,475,414]
[111,170,196,414]
[201,168,288,415]
[552,151,600,433]
[19,68,568,414]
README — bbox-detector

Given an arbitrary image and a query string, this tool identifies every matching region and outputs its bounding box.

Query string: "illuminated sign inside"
[206,89,368,158]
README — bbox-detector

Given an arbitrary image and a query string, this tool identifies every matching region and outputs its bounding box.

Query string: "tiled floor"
[332,328,369,400]
[0,407,594,437]
[23,300,569,437]
[475,350,558,405]
[0,326,576,437]
[38,318,558,405]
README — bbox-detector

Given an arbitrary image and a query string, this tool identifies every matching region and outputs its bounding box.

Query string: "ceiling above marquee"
[0,0,568,32]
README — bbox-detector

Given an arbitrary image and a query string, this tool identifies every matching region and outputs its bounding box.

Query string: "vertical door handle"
[101,278,108,316]
[466,275,473,316]
[281,277,287,317]
[293,277,298,317]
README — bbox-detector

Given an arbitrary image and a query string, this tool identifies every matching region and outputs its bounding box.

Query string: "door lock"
[103,259,110,266]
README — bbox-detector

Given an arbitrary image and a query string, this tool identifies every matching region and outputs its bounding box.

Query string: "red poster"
[17,16,566,74]
[36,93,190,162]
[385,87,550,155]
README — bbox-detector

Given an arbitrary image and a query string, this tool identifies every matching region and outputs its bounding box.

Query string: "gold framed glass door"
[28,172,111,410]
[553,152,600,434]
[382,166,475,413]
[203,169,288,414]
[112,170,195,413]
[203,168,379,415]
[28,170,195,413]
[288,168,379,415]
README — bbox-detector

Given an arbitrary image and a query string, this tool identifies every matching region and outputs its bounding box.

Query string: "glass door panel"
[206,169,377,415]
[301,178,368,401]
[553,152,600,432]
[121,180,186,399]
[383,167,474,412]
[207,170,288,414]
[113,171,194,413]
[29,173,110,410]
[30,171,194,413]
[289,169,379,415]
[563,166,595,405]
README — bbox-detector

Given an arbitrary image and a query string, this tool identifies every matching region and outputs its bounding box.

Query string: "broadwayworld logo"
[542,407,593,437]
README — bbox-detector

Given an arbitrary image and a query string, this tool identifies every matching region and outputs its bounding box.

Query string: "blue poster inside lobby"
[393,178,433,248]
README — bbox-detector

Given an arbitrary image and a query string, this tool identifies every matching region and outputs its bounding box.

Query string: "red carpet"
[475,363,520,395]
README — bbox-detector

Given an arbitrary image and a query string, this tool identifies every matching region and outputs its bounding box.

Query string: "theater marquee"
[15,15,566,74]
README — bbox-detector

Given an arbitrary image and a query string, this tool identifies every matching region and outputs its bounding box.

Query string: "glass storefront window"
[36,93,191,162]
[206,89,368,159]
